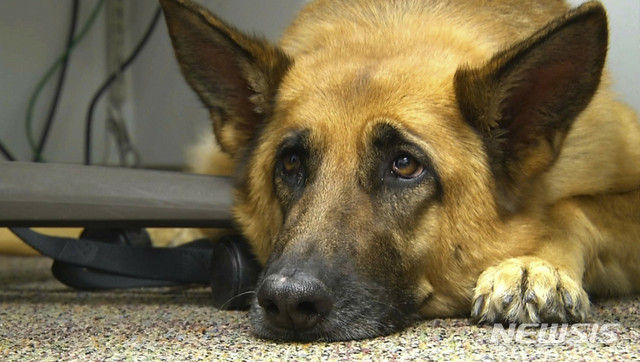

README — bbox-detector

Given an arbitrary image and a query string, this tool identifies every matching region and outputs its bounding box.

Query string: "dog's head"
[160,0,607,341]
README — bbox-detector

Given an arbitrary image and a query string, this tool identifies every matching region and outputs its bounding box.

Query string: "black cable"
[34,0,79,162]
[84,6,162,165]
[0,140,16,161]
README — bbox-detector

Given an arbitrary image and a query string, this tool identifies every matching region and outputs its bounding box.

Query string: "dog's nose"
[257,272,333,330]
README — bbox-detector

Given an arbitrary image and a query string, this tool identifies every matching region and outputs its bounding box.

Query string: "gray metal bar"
[0,162,234,228]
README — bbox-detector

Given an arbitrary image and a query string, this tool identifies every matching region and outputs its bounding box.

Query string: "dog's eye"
[282,152,302,175]
[391,154,424,179]
[279,151,306,187]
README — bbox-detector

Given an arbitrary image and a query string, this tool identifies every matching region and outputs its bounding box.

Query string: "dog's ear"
[455,2,608,212]
[160,0,291,155]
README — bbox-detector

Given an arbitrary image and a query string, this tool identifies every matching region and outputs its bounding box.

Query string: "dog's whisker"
[219,290,257,310]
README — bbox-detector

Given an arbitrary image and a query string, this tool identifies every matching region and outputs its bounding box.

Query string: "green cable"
[25,0,105,159]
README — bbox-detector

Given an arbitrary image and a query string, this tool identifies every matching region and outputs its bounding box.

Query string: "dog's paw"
[471,257,589,324]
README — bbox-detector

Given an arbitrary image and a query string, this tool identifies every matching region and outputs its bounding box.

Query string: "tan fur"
[160,0,639,340]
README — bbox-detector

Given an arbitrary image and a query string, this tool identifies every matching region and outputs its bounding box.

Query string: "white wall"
[0,0,111,164]
[569,0,640,112]
[0,0,638,167]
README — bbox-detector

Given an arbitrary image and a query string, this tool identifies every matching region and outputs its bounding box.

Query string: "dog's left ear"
[160,0,291,155]
[455,2,608,212]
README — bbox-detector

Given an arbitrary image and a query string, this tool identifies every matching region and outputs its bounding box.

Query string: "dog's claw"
[524,290,536,304]
[471,294,485,319]
[563,290,574,310]
[563,290,589,323]
[525,301,540,323]
[502,294,514,309]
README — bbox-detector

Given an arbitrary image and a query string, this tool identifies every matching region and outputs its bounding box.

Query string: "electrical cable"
[25,0,105,160]
[0,140,16,161]
[33,0,79,162]
[84,6,162,165]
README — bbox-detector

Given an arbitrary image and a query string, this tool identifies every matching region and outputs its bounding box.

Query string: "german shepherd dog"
[158,0,640,341]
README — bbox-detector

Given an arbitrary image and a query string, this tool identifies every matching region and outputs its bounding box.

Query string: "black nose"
[257,272,333,330]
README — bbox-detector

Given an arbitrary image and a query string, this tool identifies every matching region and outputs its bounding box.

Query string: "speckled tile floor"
[1,255,639,361]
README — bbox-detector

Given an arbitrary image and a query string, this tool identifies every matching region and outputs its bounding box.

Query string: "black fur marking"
[273,130,317,213]
[250,249,419,341]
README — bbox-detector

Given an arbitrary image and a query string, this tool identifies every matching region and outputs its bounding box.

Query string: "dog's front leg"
[471,255,589,325]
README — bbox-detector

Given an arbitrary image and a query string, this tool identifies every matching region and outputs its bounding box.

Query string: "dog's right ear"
[160,0,291,155]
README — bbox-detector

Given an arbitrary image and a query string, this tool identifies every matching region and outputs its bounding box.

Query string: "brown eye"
[391,155,423,179]
[282,152,302,175]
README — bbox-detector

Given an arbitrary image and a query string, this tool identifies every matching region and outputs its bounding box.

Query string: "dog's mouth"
[247,262,420,342]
